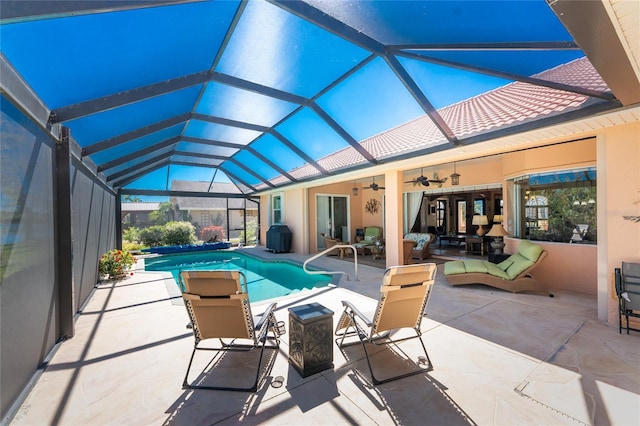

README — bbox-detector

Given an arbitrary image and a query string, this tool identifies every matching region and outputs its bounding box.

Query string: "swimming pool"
[144,250,333,302]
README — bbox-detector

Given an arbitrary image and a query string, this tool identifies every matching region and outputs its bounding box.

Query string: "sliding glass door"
[317,195,349,249]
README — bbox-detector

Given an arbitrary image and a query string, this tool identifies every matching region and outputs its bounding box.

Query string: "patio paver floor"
[10,247,640,425]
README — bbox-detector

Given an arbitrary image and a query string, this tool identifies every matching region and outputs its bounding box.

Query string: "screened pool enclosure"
[2,1,639,422]
[1,0,626,199]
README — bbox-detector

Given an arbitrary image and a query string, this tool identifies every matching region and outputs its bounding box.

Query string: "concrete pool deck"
[10,247,640,425]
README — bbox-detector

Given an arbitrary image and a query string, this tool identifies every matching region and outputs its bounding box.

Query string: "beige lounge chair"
[181,270,283,392]
[335,263,437,385]
[444,240,551,295]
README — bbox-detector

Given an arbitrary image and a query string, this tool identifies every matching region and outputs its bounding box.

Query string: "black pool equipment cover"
[266,225,292,253]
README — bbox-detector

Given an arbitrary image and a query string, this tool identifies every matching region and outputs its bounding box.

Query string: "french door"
[316,195,349,250]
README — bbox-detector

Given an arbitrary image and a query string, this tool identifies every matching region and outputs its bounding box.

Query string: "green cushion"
[484,262,510,279]
[444,261,466,275]
[497,259,514,271]
[364,227,381,239]
[518,240,543,262]
[505,253,535,279]
[464,259,488,274]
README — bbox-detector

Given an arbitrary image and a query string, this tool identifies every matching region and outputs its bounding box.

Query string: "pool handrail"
[303,244,358,281]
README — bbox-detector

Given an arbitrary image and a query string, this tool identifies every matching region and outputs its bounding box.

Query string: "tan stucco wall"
[307,181,380,253]
[259,187,306,253]
[503,238,597,294]
[600,122,640,324]
[260,120,640,326]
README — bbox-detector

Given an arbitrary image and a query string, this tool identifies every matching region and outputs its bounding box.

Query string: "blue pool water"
[144,250,332,302]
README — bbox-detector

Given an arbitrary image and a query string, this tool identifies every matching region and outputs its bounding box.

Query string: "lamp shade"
[493,215,503,223]
[472,215,488,226]
[486,224,510,237]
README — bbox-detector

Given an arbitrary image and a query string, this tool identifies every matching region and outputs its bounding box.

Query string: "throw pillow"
[518,240,543,262]
[497,259,514,271]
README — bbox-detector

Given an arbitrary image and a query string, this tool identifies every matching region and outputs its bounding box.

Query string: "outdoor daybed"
[444,240,551,295]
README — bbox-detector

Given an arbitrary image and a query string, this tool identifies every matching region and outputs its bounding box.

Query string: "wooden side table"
[465,236,485,255]
[366,244,384,259]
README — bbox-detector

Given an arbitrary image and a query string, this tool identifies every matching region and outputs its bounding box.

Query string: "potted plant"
[98,249,136,280]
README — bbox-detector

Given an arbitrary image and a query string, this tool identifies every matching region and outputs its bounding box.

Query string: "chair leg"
[354,330,433,386]
[182,337,278,392]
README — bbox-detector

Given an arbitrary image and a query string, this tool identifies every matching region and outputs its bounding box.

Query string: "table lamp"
[472,215,489,236]
[486,224,510,254]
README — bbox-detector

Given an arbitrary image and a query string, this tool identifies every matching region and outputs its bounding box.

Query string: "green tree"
[149,202,186,225]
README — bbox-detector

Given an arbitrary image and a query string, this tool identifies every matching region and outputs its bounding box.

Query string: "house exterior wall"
[600,122,640,324]
[266,122,640,330]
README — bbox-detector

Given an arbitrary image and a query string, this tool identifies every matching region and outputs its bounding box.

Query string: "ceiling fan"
[430,173,448,188]
[405,168,448,187]
[364,177,385,191]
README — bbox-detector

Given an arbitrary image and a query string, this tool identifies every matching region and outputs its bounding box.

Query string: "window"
[509,168,596,244]
[271,194,283,224]
[457,200,466,234]
[436,200,446,229]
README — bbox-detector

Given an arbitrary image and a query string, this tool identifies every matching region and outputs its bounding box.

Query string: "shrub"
[122,241,144,252]
[200,225,226,242]
[164,221,197,246]
[122,226,139,243]
[238,221,257,245]
[139,225,165,247]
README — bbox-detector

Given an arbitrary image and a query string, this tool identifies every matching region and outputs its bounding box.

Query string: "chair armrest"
[615,268,623,297]
[254,302,278,331]
[341,300,373,327]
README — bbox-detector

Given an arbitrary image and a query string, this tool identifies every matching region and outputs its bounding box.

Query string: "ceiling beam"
[384,54,459,144]
[390,41,580,51]
[110,158,170,189]
[0,0,200,23]
[82,113,190,156]
[246,146,297,183]
[211,72,309,105]
[270,130,329,175]
[394,50,617,101]
[181,136,244,150]
[270,0,384,54]
[309,104,377,164]
[50,72,210,123]
[119,188,256,199]
[97,136,180,173]
[106,151,172,182]
[191,113,269,133]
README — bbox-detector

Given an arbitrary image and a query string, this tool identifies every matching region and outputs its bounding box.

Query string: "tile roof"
[275,58,610,183]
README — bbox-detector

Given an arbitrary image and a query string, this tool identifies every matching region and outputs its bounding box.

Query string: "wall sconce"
[352,182,358,196]
[450,162,460,186]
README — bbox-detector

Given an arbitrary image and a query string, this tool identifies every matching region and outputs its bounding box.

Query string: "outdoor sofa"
[444,239,551,295]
